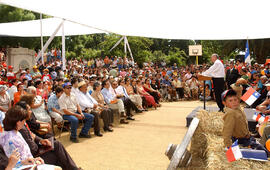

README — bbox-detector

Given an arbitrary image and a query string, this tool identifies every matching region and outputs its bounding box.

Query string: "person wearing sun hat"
[31,65,42,80]
[58,82,94,143]
[41,69,52,82]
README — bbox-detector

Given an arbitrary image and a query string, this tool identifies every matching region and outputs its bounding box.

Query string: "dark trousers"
[149,91,160,104]
[100,109,114,129]
[212,78,225,111]
[122,97,139,116]
[176,88,184,98]
[141,96,147,108]
[90,111,101,134]
[41,140,78,170]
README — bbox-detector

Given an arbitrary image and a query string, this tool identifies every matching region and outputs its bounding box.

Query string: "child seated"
[222,89,268,155]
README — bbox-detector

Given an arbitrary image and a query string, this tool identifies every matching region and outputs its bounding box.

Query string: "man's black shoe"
[120,119,129,124]
[104,128,113,132]
[127,117,135,121]
[70,138,79,143]
[95,133,103,137]
[136,110,143,113]
[79,133,91,138]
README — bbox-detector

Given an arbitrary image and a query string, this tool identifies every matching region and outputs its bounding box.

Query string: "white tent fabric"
[0,17,105,37]
[1,0,270,40]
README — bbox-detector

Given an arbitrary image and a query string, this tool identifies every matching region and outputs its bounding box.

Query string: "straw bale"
[196,110,224,136]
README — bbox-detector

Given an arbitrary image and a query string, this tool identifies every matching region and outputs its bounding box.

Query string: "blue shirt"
[47,94,60,112]
[101,88,115,104]
[162,79,171,86]
[25,74,32,81]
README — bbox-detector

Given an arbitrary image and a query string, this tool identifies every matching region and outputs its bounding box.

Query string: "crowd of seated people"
[2,52,270,169]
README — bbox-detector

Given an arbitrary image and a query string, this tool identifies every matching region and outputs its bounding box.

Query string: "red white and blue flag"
[253,113,269,124]
[244,40,251,65]
[241,88,260,106]
[226,140,243,162]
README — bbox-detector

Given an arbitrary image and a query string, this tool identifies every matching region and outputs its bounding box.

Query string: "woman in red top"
[143,78,161,105]
[136,80,158,109]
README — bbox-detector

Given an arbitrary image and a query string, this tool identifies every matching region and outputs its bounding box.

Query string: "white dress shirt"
[76,90,98,110]
[202,59,225,78]
[115,85,130,98]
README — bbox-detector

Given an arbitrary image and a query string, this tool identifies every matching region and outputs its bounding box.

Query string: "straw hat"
[78,81,87,88]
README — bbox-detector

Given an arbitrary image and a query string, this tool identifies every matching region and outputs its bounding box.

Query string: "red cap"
[8,65,13,69]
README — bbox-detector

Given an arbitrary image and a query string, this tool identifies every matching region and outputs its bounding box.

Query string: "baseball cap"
[221,89,237,101]
[62,82,71,88]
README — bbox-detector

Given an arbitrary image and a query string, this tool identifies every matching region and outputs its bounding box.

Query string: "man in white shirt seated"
[111,80,142,121]
[76,81,103,137]
[101,79,129,124]
[58,82,94,143]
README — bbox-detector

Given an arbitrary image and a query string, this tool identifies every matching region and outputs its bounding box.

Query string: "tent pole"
[109,36,124,52]
[62,20,65,71]
[125,37,134,62]
[124,36,127,56]
[40,13,44,65]
[36,20,64,62]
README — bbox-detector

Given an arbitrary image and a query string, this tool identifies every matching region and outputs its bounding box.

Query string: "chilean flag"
[253,113,269,124]
[226,140,243,162]
[241,88,260,106]
[244,40,251,65]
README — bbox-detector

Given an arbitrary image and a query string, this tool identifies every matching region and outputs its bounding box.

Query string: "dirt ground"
[56,100,216,170]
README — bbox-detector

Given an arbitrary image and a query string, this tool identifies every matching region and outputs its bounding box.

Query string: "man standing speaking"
[202,54,225,112]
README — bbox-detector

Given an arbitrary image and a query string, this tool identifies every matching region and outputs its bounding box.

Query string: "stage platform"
[186,106,258,132]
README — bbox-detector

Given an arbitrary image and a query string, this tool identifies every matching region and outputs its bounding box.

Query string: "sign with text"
[189,45,202,56]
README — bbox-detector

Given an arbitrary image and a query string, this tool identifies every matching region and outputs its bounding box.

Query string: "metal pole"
[36,20,64,62]
[124,36,127,56]
[40,13,44,65]
[62,21,65,70]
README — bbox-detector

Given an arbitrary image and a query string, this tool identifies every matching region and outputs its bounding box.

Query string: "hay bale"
[196,110,224,136]
[190,110,223,160]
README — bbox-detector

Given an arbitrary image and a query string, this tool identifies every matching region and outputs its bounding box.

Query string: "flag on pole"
[244,40,251,65]
[241,87,260,106]
[226,140,243,162]
[253,113,269,124]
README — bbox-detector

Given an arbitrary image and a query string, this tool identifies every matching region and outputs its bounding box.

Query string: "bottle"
[7,141,22,168]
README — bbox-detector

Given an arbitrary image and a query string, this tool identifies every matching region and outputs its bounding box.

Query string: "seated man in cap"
[58,82,94,143]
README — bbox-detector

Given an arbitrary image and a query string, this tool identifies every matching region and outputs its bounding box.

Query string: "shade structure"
[0,0,270,40]
[0,17,105,37]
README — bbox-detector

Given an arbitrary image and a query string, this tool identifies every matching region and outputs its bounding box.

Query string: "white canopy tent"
[1,0,270,40]
[0,17,105,37]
